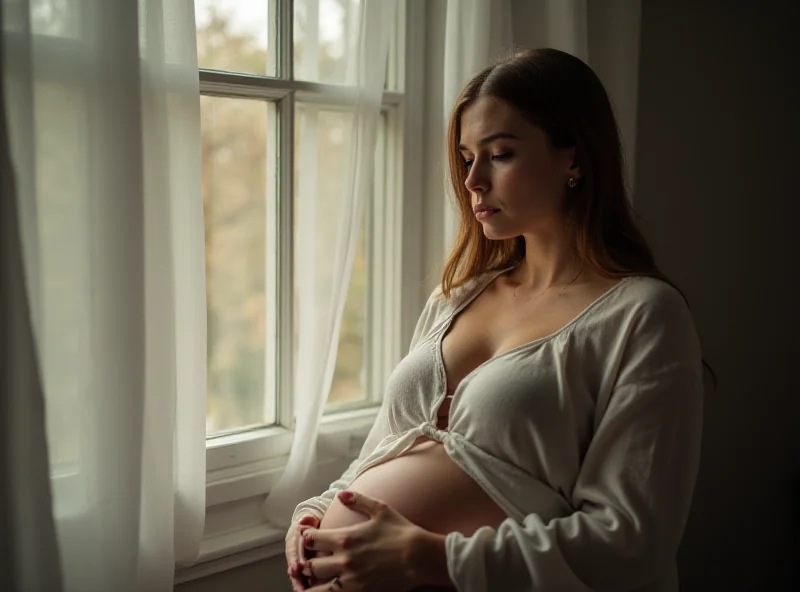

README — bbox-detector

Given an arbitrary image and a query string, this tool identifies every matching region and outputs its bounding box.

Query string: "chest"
[440,287,596,396]
[434,283,615,429]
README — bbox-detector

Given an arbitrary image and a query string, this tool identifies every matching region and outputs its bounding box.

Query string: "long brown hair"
[441,48,716,385]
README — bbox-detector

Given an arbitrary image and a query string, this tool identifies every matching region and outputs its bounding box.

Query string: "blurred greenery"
[198,2,368,437]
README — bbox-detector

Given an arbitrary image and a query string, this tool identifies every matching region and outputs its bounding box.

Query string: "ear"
[564,147,581,181]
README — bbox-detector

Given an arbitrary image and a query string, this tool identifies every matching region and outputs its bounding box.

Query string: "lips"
[475,208,500,221]
[473,205,500,214]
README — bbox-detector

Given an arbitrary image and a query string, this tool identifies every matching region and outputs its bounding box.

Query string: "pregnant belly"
[318,437,507,537]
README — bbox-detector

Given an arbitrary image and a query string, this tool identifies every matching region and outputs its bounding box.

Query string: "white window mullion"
[378,1,410,392]
[200,69,402,105]
[276,92,296,431]
[276,0,295,431]
[277,0,294,80]
[367,113,387,404]
[265,102,279,427]
[198,70,290,101]
[268,0,279,76]
[399,0,426,351]
[382,108,403,397]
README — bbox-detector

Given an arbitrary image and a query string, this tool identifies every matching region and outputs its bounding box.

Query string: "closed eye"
[463,153,511,170]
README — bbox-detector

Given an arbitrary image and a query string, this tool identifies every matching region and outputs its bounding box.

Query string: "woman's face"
[458,97,579,240]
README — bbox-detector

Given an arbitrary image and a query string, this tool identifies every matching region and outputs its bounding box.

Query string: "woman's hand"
[297,491,436,592]
[286,514,321,592]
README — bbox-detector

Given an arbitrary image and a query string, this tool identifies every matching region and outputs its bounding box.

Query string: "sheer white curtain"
[1,1,206,590]
[0,58,63,592]
[442,0,642,251]
[263,0,398,528]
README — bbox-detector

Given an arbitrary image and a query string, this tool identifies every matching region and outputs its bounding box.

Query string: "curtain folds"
[1,1,206,590]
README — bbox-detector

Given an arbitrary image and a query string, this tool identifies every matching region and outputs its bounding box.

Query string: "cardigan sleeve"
[292,287,444,523]
[443,285,705,592]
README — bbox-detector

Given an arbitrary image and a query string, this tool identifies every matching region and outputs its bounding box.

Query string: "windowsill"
[173,521,286,585]
[205,406,378,506]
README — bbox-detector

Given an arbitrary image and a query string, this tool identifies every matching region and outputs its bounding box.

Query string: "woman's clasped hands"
[286,490,436,592]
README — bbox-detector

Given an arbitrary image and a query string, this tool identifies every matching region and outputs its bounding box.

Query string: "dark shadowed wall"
[635,1,799,590]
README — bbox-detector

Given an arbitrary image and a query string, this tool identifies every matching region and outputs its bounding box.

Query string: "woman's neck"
[512,229,581,291]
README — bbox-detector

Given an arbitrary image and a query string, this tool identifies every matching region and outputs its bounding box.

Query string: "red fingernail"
[338,490,354,503]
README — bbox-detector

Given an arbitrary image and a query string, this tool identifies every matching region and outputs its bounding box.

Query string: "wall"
[177,0,800,590]
[635,0,799,590]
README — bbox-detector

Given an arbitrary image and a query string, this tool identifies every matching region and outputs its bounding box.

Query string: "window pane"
[294,0,357,85]
[330,230,367,405]
[202,95,274,436]
[293,106,368,407]
[195,0,274,76]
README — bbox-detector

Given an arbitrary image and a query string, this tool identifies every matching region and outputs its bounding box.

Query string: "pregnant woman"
[285,48,707,592]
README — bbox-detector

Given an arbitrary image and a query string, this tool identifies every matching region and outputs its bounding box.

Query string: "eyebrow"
[458,132,520,151]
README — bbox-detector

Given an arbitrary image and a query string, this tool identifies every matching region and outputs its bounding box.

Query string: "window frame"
[201,0,404,473]
[181,0,428,578]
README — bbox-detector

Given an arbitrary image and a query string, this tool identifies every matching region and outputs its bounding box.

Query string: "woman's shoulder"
[602,275,701,357]
[603,276,704,386]
[613,275,693,322]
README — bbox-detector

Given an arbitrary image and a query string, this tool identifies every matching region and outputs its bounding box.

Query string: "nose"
[464,160,490,194]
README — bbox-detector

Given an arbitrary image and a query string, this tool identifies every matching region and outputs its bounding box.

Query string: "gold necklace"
[512,265,584,302]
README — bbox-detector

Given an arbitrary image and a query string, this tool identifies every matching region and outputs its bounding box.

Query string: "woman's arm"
[433,286,705,591]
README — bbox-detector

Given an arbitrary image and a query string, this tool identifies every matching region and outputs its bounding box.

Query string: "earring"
[567,177,578,188]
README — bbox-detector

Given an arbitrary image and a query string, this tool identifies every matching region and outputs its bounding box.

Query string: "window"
[194,0,420,526]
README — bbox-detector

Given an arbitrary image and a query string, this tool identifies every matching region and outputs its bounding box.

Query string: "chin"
[481,224,518,242]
